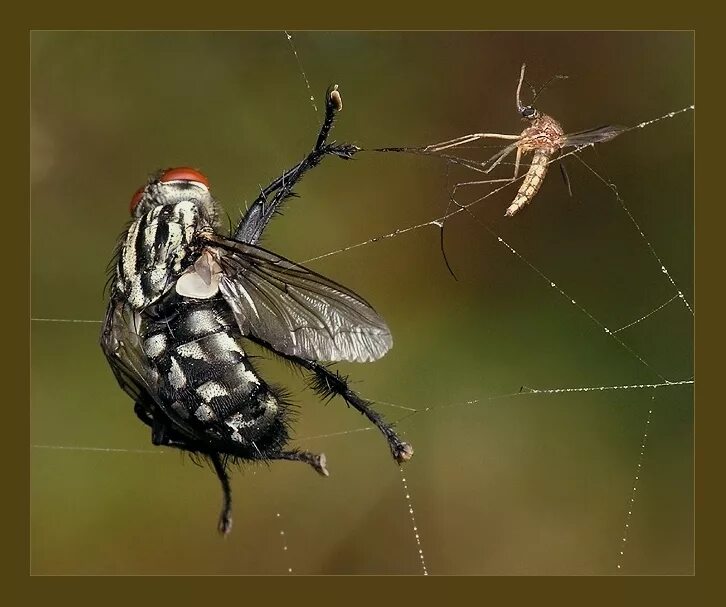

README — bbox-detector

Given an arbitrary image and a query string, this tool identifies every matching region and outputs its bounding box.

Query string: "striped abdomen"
[142,298,287,456]
[505,150,551,217]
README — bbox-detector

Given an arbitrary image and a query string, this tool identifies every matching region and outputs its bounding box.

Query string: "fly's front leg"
[235,85,358,244]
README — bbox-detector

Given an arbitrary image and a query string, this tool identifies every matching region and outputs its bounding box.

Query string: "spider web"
[30,31,694,575]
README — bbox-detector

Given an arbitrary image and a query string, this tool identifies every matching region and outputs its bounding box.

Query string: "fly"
[101,85,412,536]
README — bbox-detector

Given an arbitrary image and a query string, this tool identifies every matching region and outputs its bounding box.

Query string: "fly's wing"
[563,125,626,147]
[101,292,210,442]
[209,237,393,363]
[100,294,155,406]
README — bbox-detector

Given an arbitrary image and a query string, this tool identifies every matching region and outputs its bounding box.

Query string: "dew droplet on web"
[276,511,292,574]
[399,468,429,575]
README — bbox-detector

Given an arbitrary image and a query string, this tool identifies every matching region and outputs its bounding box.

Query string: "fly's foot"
[276,449,329,477]
[218,511,233,537]
[392,441,414,463]
[309,452,329,477]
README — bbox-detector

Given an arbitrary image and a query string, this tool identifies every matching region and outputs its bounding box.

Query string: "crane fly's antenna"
[517,62,568,113]
[531,73,569,105]
[516,63,527,114]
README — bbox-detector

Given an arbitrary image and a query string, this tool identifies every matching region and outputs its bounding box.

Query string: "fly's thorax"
[519,113,566,154]
[117,200,215,309]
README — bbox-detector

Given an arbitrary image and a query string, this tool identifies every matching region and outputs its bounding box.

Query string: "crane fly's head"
[128,167,220,225]
[519,105,540,121]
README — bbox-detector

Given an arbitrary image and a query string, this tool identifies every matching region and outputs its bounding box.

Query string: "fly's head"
[129,167,221,229]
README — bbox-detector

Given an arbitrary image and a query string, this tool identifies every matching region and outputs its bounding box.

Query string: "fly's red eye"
[159,167,209,187]
[129,185,145,214]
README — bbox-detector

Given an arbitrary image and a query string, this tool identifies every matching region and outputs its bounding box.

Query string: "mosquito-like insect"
[420,63,625,216]
[101,85,412,535]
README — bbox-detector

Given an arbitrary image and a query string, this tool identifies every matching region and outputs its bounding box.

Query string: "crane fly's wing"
[209,236,393,363]
[564,125,626,147]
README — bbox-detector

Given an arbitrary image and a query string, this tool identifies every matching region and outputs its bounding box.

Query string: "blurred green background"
[30,31,693,575]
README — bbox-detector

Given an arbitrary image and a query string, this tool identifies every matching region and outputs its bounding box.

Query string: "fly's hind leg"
[134,401,154,428]
[271,449,330,477]
[308,364,413,463]
[246,336,413,465]
[210,453,233,536]
[137,411,233,536]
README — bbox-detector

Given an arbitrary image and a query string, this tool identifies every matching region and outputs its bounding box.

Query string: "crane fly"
[423,63,625,216]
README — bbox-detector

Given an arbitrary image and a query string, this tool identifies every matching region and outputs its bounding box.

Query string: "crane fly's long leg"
[424,132,520,153]
[442,142,520,178]
[234,85,358,244]
[450,145,523,194]
[513,147,522,179]
[448,145,525,215]
[483,142,520,175]
[452,177,518,193]
[210,453,233,536]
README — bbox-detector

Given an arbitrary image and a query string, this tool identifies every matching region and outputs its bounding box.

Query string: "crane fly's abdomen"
[505,150,551,217]
[142,297,289,455]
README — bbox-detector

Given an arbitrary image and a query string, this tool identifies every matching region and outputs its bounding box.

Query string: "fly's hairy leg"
[247,336,412,463]
[309,361,413,463]
[210,453,233,536]
[270,449,330,476]
[139,414,234,536]
[235,85,359,244]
